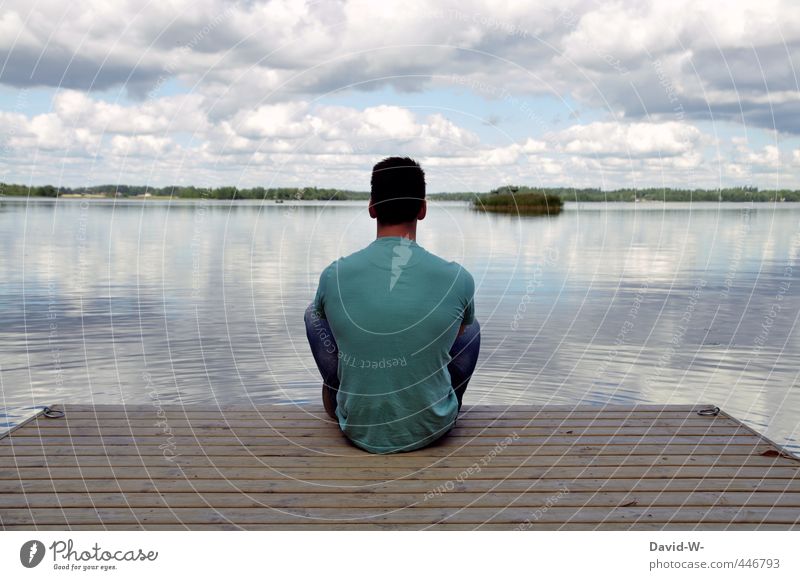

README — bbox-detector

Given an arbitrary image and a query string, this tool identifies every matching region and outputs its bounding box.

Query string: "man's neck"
[376,221,417,241]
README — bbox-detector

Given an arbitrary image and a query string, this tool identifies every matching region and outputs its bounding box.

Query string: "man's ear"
[417,199,427,221]
[368,199,377,219]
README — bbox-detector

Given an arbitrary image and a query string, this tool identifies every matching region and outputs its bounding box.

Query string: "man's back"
[313,236,475,453]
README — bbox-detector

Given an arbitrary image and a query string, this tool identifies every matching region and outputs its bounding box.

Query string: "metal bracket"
[42,406,65,419]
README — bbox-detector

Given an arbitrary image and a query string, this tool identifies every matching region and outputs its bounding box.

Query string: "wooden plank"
[3,491,800,510]
[39,410,732,419]
[0,443,780,458]
[2,465,798,481]
[23,411,744,425]
[2,506,799,525]
[5,452,797,468]
[25,417,740,429]
[14,425,753,437]
[53,404,713,413]
[5,453,799,469]
[0,434,767,447]
[4,523,796,530]
[3,477,799,495]
[26,421,737,434]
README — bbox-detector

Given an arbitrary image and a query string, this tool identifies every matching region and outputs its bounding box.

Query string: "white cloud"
[728,142,785,179]
[232,102,313,140]
[351,106,420,140]
[110,135,172,158]
[52,90,209,135]
[521,138,547,153]
[549,121,704,158]
[742,145,781,168]
[206,103,483,159]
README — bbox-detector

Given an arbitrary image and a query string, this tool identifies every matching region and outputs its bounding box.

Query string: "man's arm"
[312,264,331,319]
[458,268,476,336]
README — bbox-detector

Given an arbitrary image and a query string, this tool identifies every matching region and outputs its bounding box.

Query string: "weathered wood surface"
[1,403,798,530]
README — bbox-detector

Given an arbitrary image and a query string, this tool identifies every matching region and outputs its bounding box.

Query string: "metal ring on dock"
[697,406,720,417]
[42,407,65,419]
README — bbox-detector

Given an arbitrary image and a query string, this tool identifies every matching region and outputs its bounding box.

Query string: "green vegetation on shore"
[2,182,800,202]
[474,186,564,215]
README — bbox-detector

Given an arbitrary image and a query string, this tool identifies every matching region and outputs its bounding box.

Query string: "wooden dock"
[1,403,799,530]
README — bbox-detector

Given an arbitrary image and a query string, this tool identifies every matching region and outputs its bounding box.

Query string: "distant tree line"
[0,183,369,200]
[481,185,800,202]
[2,182,799,202]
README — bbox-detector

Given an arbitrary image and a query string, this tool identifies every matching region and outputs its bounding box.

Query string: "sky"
[1,0,799,192]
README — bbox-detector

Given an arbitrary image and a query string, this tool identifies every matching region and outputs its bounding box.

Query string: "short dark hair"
[370,156,426,224]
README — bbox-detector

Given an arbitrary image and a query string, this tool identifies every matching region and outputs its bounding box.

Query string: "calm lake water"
[1,198,799,452]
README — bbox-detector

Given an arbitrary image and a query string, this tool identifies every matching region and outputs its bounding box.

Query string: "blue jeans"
[304,304,480,414]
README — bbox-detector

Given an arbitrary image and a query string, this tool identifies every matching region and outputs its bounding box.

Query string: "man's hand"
[458,323,466,337]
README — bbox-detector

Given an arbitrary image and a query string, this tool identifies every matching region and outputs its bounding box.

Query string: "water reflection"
[0,198,798,451]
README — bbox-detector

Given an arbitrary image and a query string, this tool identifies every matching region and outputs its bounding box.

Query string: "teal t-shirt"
[312,236,475,454]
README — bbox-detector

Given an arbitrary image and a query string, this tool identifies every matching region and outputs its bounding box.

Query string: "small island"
[473,186,564,215]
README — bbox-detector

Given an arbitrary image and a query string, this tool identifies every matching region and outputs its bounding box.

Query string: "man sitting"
[305,156,480,454]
